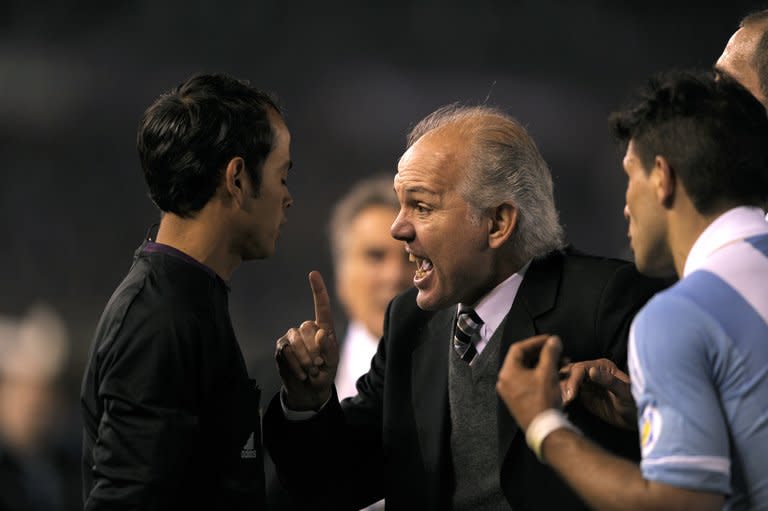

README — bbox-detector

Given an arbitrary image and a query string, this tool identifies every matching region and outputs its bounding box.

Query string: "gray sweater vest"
[449,321,511,511]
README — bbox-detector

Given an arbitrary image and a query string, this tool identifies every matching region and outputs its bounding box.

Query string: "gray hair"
[329,174,400,268]
[406,104,564,262]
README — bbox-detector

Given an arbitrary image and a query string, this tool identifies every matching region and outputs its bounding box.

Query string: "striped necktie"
[453,307,483,364]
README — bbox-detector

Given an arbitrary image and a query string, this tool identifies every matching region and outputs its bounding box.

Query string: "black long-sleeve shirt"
[81,241,264,510]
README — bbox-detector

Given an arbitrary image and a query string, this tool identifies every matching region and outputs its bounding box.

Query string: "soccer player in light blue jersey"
[496,71,768,510]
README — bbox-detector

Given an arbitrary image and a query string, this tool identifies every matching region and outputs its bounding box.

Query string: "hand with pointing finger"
[275,271,340,411]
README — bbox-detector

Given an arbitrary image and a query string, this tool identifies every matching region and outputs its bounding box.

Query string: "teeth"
[412,255,432,279]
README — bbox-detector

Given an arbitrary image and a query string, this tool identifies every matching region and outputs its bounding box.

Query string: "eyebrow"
[403,186,438,197]
[712,64,733,81]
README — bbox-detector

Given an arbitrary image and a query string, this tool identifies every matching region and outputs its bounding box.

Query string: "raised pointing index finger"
[308,270,334,331]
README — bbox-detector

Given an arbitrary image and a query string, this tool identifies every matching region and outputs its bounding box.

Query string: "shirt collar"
[683,206,768,277]
[458,260,531,338]
[142,240,225,286]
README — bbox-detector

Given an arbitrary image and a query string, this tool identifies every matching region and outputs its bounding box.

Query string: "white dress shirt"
[458,261,530,356]
[335,321,380,400]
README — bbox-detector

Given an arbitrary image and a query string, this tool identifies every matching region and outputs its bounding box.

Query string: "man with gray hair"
[265,105,666,510]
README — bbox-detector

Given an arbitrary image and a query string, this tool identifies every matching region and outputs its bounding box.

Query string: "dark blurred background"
[0,1,763,508]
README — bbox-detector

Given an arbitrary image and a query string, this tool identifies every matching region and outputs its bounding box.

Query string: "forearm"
[540,429,647,511]
[265,389,385,509]
[265,393,351,484]
[540,429,722,511]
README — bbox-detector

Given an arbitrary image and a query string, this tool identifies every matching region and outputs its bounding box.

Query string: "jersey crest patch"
[640,404,662,455]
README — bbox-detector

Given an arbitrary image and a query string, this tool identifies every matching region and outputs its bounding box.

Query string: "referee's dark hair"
[610,70,768,216]
[137,73,281,217]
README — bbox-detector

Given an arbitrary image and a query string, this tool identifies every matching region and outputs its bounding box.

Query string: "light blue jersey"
[629,207,768,510]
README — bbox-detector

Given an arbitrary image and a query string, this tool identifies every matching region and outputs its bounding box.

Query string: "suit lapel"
[497,251,564,461]
[411,307,453,483]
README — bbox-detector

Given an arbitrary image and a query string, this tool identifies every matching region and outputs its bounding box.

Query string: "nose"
[623,204,630,221]
[390,209,414,242]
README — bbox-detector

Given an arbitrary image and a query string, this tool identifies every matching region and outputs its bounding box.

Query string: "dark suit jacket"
[265,248,668,510]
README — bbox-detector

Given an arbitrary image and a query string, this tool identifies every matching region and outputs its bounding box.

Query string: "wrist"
[282,386,332,411]
[525,408,581,462]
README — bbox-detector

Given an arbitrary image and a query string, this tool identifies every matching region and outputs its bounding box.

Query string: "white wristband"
[525,409,580,462]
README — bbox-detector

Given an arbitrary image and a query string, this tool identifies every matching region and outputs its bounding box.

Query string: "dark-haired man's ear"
[488,203,517,249]
[224,157,247,205]
[652,155,676,208]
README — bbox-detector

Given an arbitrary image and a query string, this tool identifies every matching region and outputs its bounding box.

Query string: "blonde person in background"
[330,175,412,401]
[0,305,77,511]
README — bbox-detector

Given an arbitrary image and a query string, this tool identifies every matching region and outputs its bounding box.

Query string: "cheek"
[273,195,284,218]
[364,272,383,295]
[436,247,473,284]
[625,183,635,209]
[350,260,380,295]
[626,186,644,223]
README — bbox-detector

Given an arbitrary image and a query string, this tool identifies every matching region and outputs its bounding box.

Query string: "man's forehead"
[396,144,459,177]
[393,166,450,196]
[719,26,760,66]
[715,25,766,104]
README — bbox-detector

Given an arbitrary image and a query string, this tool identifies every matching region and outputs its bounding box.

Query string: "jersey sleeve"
[628,292,731,495]
[85,306,203,510]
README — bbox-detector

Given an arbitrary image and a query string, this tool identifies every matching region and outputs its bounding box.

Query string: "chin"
[370,312,386,336]
[415,290,450,311]
[414,292,434,311]
[243,244,274,261]
[643,265,676,279]
[635,255,675,279]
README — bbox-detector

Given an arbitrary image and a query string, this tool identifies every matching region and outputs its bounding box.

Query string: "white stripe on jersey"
[641,455,730,475]
[701,240,768,325]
